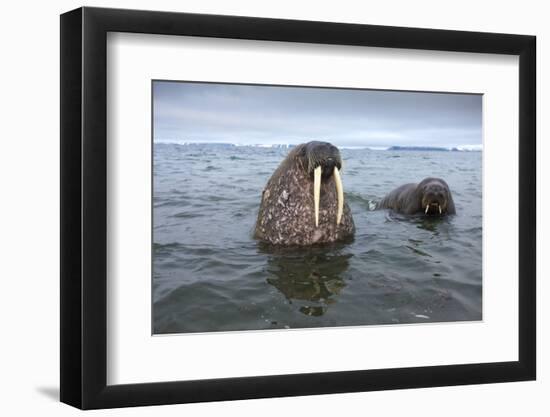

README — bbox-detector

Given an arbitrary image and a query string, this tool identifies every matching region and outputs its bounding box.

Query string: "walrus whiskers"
[334,167,344,225]
[313,166,322,227]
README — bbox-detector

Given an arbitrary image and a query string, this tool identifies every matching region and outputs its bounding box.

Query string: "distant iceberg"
[387,145,482,152]
[454,144,483,151]
[388,146,449,151]
[237,143,295,149]
[154,140,296,149]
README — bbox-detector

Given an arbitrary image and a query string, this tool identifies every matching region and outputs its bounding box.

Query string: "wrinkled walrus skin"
[254,141,355,246]
[378,177,456,216]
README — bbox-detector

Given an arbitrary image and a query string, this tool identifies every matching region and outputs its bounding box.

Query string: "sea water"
[153,143,482,333]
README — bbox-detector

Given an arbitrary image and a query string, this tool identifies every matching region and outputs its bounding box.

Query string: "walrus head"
[254,140,354,246]
[298,141,344,227]
[417,178,451,215]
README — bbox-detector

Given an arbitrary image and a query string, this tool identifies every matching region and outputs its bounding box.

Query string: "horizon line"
[153,140,483,150]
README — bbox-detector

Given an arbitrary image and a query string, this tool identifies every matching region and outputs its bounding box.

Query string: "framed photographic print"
[60,6,536,409]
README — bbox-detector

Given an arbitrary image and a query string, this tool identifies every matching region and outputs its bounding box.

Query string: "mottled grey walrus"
[254,141,355,245]
[378,177,456,216]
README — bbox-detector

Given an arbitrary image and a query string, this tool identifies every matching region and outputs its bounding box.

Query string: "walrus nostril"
[323,157,339,176]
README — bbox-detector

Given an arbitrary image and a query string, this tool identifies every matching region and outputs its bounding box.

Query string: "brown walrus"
[254,141,355,245]
[378,177,456,216]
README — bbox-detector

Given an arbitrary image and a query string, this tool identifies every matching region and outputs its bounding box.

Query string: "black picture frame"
[60,6,536,410]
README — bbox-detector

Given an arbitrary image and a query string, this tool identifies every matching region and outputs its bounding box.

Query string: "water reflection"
[414,217,447,233]
[258,244,352,317]
[384,210,449,233]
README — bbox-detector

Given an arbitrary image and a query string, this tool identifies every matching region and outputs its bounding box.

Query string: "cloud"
[153,81,482,147]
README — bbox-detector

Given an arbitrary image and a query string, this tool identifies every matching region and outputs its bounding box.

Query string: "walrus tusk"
[439,205,442,215]
[334,167,344,225]
[314,166,321,227]
[425,204,429,214]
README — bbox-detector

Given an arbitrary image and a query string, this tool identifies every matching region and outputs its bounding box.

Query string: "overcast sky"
[153,81,482,148]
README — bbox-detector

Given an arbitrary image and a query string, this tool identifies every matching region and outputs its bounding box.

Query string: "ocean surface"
[153,143,482,334]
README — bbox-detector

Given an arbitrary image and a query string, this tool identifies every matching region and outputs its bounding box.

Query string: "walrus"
[378,177,456,215]
[254,141,355,245]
